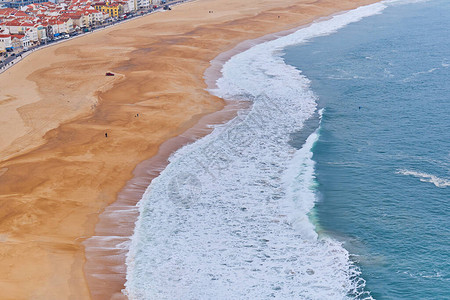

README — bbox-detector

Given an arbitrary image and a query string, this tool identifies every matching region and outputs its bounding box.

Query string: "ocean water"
[125,0,449,299]
[283,0,450,299]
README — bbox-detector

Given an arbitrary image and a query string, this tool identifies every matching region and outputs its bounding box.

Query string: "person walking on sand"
[105,132,108,138]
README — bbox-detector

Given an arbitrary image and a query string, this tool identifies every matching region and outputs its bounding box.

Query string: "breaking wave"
[124,2,392,299]
[397,169,450,188]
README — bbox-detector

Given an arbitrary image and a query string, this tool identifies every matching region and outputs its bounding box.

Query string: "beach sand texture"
[0,0,377,299]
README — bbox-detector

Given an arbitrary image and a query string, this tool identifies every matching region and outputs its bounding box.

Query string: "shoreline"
[91,1,384,298]
[123,1,389,296]
[0,0,380,299]
[83,99,246,299]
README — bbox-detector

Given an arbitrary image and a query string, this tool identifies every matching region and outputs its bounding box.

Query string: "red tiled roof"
[0,8,19,17]
[61,12,82,18]
[21,22,35,26]
[3,20,21,26]
[14,11,29,17]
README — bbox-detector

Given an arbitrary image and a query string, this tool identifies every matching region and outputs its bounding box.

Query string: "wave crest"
[396,169,450,188]
[125,2,387,299]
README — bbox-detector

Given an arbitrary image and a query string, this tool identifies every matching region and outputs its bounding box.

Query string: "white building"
[0,34,12,47]
[0,34,12,52]
[25,27,38,43]
[48,18,72,34]
[88,10,103,23]
[0,0,9,9]
[35,24,47,42]
[136,0,149,9]
[126,0,136,12]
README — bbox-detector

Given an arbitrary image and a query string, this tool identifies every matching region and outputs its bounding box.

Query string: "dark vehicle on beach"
[105,72,115,76]
[163,5,171,10]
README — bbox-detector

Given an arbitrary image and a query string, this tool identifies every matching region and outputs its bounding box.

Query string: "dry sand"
[0,0,378,299]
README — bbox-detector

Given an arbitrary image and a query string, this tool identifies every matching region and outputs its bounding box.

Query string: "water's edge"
[84,6,386,298]
[124,2,388,299]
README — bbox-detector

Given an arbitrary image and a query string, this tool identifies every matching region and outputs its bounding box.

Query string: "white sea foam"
[396,169,450,188]
[402,67,439,82]
[125,3,388,299]
[384,0,432,6]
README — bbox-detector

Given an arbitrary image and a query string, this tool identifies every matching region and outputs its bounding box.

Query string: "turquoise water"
[284,0,450,299]
[126,1,449,298]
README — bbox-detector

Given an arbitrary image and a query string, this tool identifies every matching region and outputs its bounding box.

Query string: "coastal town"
[0,0,170,65]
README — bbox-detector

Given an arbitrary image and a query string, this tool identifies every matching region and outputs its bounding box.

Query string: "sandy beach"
[0,0,378,299]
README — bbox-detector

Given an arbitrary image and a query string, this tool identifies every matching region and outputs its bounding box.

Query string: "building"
[125,0,135,12]
[10,33,30,48]
[93,1,123,18]
[60,11,84,27]
[0,20,41,44]
[136,0,148,9]
[0,33,12,52]
[48,16,73,33]
[85,8,103,24]
[0,0,13,8]
[48,18,69,34]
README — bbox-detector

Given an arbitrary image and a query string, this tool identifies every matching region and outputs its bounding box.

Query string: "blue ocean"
[125,0,449,299]
[284,0,450,299]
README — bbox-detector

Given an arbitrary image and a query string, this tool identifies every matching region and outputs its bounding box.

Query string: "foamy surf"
[124,2,390,299]
[396,169,450,188]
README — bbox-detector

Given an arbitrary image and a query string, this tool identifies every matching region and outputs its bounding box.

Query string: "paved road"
[0,54,19,69]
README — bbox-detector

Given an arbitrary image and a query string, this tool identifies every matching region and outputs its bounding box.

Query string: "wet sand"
[0,0,378,299]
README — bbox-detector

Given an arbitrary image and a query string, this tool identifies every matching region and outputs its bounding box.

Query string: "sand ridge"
[0,0,379,299]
